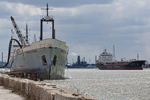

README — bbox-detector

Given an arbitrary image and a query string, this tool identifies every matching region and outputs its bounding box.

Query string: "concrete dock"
[0,86,25,100]
[0,73,96,100]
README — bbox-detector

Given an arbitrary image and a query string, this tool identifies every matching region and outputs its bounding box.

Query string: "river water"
[44,68,150,100]
[1,68,150,100]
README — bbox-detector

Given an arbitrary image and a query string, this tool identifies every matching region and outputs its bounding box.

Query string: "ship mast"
[40,3,55,40]
[25,23,30,45]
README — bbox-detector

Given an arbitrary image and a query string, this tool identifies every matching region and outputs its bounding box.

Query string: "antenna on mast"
[41,3,53,17]
[46,3,49,16]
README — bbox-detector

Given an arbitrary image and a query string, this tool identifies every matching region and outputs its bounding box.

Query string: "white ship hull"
[10,38,68,79]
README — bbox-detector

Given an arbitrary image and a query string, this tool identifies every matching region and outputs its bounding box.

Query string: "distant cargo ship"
[95,49,146,70]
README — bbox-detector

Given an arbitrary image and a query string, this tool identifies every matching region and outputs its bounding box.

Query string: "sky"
[0,0,150,64]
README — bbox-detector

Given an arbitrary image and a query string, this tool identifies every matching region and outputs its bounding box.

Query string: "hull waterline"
[98,67,143,70]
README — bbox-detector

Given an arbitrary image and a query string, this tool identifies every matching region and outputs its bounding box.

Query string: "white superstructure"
[98,49,113,63]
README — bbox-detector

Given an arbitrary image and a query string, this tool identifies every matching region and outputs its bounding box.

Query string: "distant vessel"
[66,56,95,68]
[95,49,146,70]
[9,4,68,79]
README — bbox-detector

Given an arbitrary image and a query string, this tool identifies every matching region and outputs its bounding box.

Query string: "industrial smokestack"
[95,55,97,62]
[83,57,85,61]
[77,56,80,64]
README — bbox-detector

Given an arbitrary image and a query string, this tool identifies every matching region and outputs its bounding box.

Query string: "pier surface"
[0,73,95,100]
[0,86,25,100]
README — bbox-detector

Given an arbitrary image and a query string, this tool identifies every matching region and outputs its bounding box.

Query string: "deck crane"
[10,16,26,47]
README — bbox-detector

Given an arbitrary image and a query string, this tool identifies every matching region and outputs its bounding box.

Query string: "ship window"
[41,55,47,66]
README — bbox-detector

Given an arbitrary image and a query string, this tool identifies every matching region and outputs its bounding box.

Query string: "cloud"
[70,52,78,56]
[0,0,114,7]
[0,0,150,63]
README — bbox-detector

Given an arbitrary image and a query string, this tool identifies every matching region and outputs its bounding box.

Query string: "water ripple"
[38,68,150,99]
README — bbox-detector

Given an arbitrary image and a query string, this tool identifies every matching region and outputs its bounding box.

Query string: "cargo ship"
[8,4,68,79]
[95,49,146,70]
